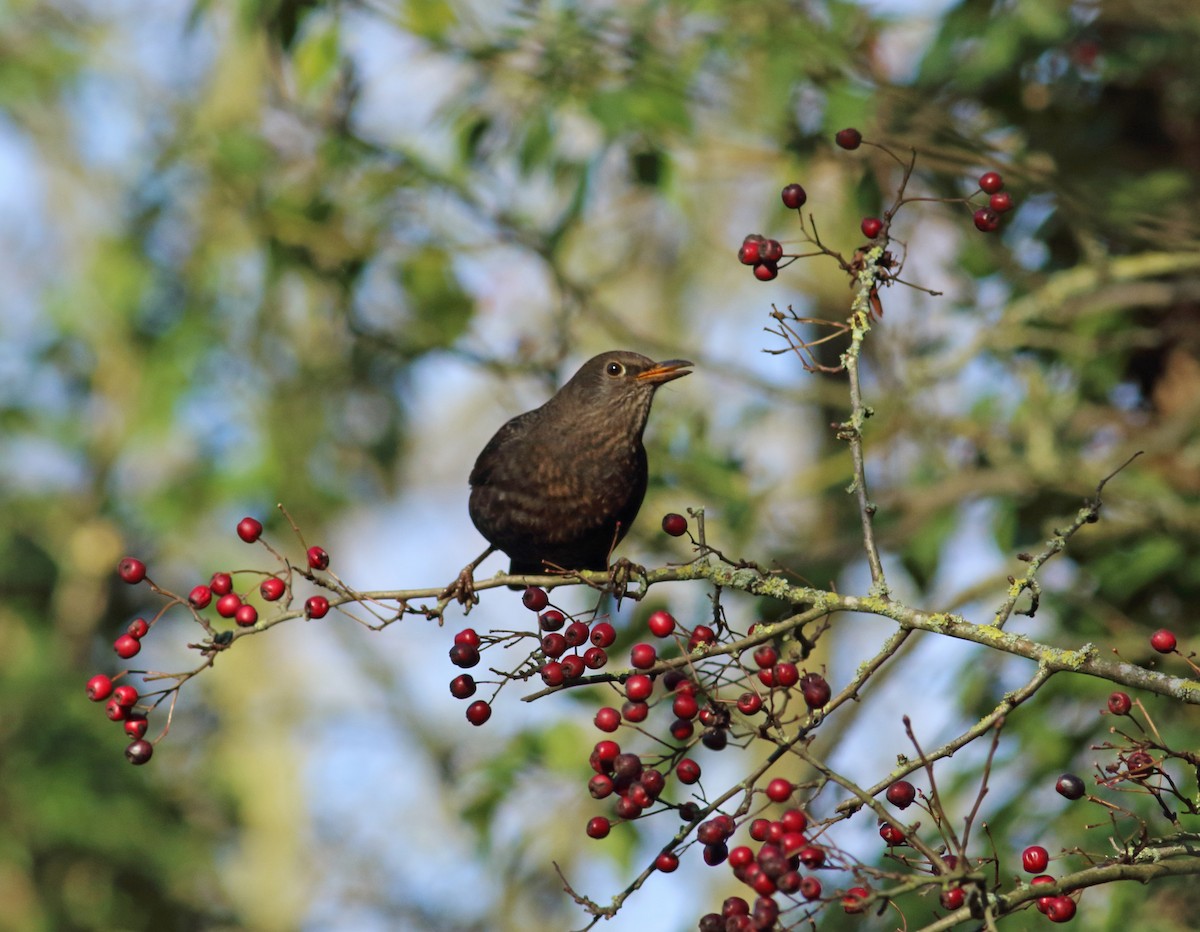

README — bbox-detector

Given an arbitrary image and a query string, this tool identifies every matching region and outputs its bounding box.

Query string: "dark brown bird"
[468,350,692,578]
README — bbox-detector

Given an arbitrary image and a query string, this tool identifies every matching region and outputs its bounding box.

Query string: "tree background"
[2,0,1198,929]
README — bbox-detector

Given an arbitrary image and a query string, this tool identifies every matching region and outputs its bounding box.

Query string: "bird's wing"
[468,409,539,487]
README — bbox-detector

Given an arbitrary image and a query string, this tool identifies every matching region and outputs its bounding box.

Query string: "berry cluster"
[88,515,340,763]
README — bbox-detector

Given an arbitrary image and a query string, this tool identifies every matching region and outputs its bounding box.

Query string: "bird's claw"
[607,557,644,606]
[441,566,480,608]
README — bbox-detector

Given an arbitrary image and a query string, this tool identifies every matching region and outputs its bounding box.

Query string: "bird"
[452,350,691,596]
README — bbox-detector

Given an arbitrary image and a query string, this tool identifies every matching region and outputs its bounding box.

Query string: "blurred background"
[3,0,1199,929]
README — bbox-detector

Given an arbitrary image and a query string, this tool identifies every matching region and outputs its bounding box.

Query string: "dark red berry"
[622,700,649,723]
[672,692,699,719]
[800,672,831,708]
[215,592,242,618]
[973,207,1000,232]
[766,778,793,803]
[647,610,675,638]
[797,844,825,869]
[773,662,799,688]
[123,713,149,739]
[753,260,778,282]
[539,661,564,686]
[586,816,611,839]
[210,572,234,596]
[661,513,688,536]
[305,595,330,619]
[114,634,141,659]
[112,684,139,707]
[188,585,212,609]
[655,851,679,872]
[736,692,762,715]
[702,842,728,866]
[738,236,764,266]
[583,646,608,669]
[260,577,286,601]
[689,625,716,648]
[1150,628,1177,653]
[625,674,653,701]
[563,621,590,647]
[630,643,656,669]
[449,643,480,668]
[761,239,784,263]
[670,718,694,741]
[126,617,149,639]
[799,875,822,900]
[522,586,549,611]
[843,886,869,913]
[721,894,750,917]
[835,128,863,150]
[589,621,615,648]
[879,821,905,845]
[782,183,807,210]
[1126,750,1154,774]
[588,774,614,799]
[886,780,916,809]
[541,633,567,658]
[1046,896,1076,923]
[465,700,491,726]
[940,887,965,910]
[676,758,701,784]
[978,171,1004,194]
[1022,845,1049,873]
[125,739,154,765]
[454,628,480,648]
[560,655,585,679]
[538,609,565,631]
[989,191,1014,213]
[1056,773,1085,800]
[449,674,476,699]
[236,516,263,543]
[753,645,777,669]
[306,546,329,570]
[86,674,114,701]
[117,557,147,584]
[861,216,883,238]
[105,698,128,721]
[594,707,621,732]
[1107,691,1132,715]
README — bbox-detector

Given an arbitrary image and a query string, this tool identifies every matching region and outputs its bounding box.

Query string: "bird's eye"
[605,361,625,377]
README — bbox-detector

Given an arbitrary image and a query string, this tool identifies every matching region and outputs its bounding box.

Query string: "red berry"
[797,845,825,869]
[886,780,916,809]
[1150,628,1177,653]
[662,513,688,536]
[655,851,679,873]
[843,886,869,913]
[835,128,863,150]
[702,842,728,866]
[105,698,128,721]
[564,621,590,647]
[879,822,905,845]
[940,887,965,910]
[973,207,1000,232]
[1056,773,1085,800]
[188,584,212,609]
[112,684,139,707]
[305,595,330,619]
[260,577,286,601]
[672,692,699,719]
[676,758,701,784]
[614,795,642,820]
[781,808,807,833]
[117,557,147,584]
[449,674,476,699]
[766,778,793,803]
[753,260,778,282]
[761,239,783,262]
[689,625,716,648]
[522,586,549,611]
[1046,896,1076,923]
[541,633,567,658]
[125,739,154,765]
[123,713,149,739]
[586,816,611,839]
[583,646,608,669]
[588,774,614,799]
[861,216,883,238]
[781,183,807,210]
[738,236,764,265]
[236,516,263,543]
[773,662,799,688]
[560,655,585,679]
[670,718,694,741]
[465,700,491,725]
[594,707,621,732]
[989,191,1014,213]
[449,643,480,668]
[622,700,649,723]
[978,171,1004,194]
[210,572,233,596]
[799,876,822,900]
[126,617,149,639]
[538,609,565,631]
[630,643,657,669]
[1022,845,1050,873]
[753,645,777,669]
[235,604,258,627]
[736,692,762,715]
[589,621,616,647]
[114,634,141,659]
[85,674,114,701]
[1107,691,1132,715]
[625,673,653,701]
[539,661,564,686]
[215,592,242,618]
[1127,749,1154,774]
[647,610,676,638]
[454,628,480,647]
[800,672,831,708]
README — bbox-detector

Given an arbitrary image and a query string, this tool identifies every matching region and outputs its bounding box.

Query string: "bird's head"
[553,350,693,431]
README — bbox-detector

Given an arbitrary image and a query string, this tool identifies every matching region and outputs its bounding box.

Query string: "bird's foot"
[440,565,479,608]
[606,557,644,605]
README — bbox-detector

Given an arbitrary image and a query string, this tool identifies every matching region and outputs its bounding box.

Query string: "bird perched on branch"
[447,350,692,601]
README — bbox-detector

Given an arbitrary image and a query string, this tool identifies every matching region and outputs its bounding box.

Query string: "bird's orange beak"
[636,359,693,385]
